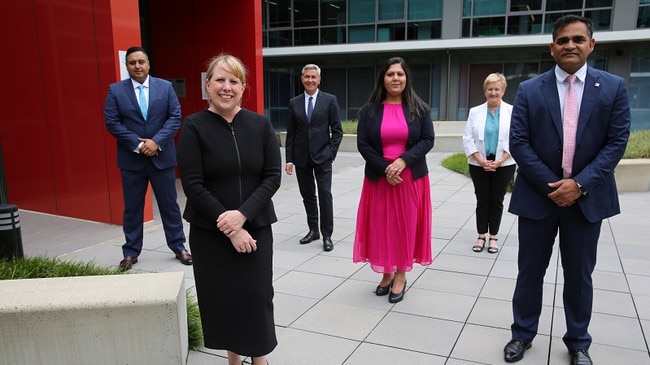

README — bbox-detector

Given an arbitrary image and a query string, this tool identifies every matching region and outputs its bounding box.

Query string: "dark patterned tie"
[307,96,314,122]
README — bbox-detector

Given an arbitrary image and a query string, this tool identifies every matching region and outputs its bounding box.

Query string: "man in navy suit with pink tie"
[104,46,192,270]
[503,16,630,365]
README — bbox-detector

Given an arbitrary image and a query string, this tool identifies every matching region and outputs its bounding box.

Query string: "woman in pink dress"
[353,57,435,303]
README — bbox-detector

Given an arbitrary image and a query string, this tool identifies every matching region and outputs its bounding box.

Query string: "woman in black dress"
[177,54,281,365]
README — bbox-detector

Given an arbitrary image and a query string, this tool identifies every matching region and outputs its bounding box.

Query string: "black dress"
[177,108,281,356]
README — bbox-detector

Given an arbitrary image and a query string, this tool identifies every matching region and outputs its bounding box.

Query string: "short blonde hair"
[204,54,247,94]
[483,73,507,90]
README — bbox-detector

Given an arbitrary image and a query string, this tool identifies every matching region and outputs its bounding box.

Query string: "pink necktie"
[562,74,578,178]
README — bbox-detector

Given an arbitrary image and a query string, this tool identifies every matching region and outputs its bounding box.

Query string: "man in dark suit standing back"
[104,46,192,270]
[285,64,343,252]
[503,15,630,365]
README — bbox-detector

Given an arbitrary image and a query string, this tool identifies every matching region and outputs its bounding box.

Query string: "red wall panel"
[149,0,264,118]
[0,0,145,225]
[0,0,261,225]
[0,1,57,213]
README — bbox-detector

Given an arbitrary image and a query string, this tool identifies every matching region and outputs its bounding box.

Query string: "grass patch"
[0,256,203,350]
[624,130,650,159]
[342,119,358,134]
[441,153,470,177]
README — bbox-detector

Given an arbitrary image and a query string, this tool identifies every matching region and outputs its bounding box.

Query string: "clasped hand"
[547,179,581,207]
[138,138,159,157]
[385,158,405,186]
[481,159,500,172]
[217,210,257,253]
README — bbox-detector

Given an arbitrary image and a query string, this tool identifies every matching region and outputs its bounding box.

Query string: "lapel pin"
[595,83,600,88]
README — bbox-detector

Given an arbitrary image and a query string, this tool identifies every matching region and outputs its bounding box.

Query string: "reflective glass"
[546,0,582,11]
[294,28,319,45]
[379,0,404,21]
[350,0,375,24]
[510,0,541,11]
[585,9,612,31]
[638,6,650,28]
[321,26,347,44]
[629,49,650,130]
[321,0,346,25]
[407,21,441,40]
[294,1,318,27]
[268,0,291,28]
[472,17,506,36]
[507,14,543,35]
[349,25,375,42]
[269,30,292,47]
[408,0,441,20]
[472,0,507,16]
[585,0,613,6]
[378,23,406,41]
[463,0,472,16]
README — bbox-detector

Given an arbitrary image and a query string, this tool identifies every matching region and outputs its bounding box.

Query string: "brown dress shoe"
[119,256,138,271]
[176,250,193,265]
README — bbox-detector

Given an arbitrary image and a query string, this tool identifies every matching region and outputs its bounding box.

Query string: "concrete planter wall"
[278,122,650,192]
[615,159,650,192]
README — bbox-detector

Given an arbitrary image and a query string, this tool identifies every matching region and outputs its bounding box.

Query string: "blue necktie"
[138,85,148,119]
[307,96,314,122]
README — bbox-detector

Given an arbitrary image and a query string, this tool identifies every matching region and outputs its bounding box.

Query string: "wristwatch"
[576,181,588,196]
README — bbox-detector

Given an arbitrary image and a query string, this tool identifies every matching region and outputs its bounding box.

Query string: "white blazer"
[462,101,516,167]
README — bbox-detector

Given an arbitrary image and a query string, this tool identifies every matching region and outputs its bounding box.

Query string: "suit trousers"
[121,160,186,257]
[511,204,601,350]
[295,159,333,237]
[468,164,515,235]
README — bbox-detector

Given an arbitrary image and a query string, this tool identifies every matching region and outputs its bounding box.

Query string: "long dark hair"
[361,57,430,123]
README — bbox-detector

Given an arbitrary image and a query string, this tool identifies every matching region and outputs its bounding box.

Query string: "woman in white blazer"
[463,73,516,254]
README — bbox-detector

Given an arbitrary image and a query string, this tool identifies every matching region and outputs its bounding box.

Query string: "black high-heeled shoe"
[389,279,407,303]
[375,279,393,296]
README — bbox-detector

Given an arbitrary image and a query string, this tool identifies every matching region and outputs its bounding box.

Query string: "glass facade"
[462,0,613,37]
[263,0,441,46]
[629,48,650,131]
[263,1,650,132]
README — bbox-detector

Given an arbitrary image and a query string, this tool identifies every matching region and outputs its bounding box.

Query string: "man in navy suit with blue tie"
[504,16,630,365]
[105,46,192,270]
[285,64,343,252]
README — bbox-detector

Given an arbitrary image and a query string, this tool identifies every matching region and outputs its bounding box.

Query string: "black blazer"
[177,109,282,231]
[357,103,435,181]
[285,91,343,167]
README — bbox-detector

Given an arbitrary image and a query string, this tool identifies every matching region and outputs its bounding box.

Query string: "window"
[639,1,650,29]
[379,0,404,21]
[408,0,441,19]
[321,0,346,25]
[350,0,375,24]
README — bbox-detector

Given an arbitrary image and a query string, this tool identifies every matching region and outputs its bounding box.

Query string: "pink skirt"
[353,169,432,273]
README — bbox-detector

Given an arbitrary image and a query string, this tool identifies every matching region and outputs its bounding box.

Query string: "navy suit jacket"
[285,91,343,167]
[105,76,181,171]
[508,67,630,223]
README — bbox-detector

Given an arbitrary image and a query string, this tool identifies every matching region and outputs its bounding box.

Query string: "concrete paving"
[17,151,650,364]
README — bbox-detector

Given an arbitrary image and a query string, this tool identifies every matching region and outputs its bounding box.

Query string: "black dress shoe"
[504,339,531,362]
[323,237,333,251]
[569,349,592,365]
[375,279,393,296]
[175,250,193,265]
[388,279,406,303]
[299,230,320,244]
[119,256,138,271]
